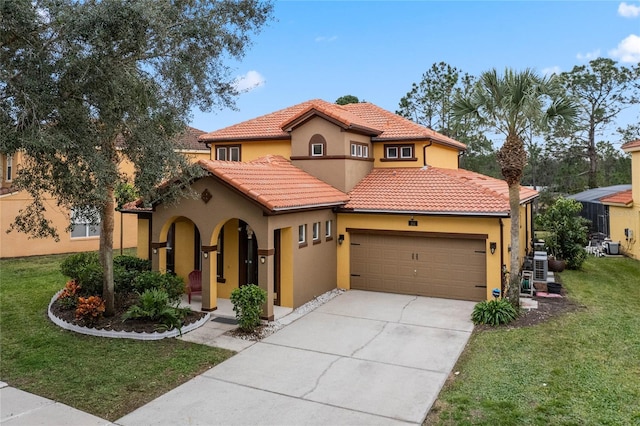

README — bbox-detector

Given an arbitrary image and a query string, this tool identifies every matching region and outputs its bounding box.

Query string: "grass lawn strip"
[0,254,233,421]
[426,257,640,425]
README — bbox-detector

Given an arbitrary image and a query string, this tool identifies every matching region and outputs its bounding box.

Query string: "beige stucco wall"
[147,176,338,316]
[608,205,639,259]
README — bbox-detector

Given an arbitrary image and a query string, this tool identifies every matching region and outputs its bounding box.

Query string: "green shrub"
[536,197,590,270]
[60,252,100,280]
[114,255,151,272]
[60,252,103,296]
[123,289,190,332]
[230,284,267,332]
[133,271,185,303]
[471,299,519,326]
[113,256,150,293]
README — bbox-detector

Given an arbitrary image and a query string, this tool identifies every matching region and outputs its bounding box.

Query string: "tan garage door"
[350,233,487,301]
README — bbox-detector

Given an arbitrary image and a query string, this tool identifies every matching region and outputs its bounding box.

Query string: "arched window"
[309,134,327,157]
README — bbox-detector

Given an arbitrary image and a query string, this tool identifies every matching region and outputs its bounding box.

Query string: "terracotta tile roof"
[600,189,633,206]
[341,103,466,149]
[199,99,466,150]
[343,167,538,215]
[175,127,207,150]
[198,155,349,211]
[621,139,640,152]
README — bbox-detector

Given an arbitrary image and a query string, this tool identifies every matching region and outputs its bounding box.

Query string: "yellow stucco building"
[127,100,537,319]
[601,140,640,259]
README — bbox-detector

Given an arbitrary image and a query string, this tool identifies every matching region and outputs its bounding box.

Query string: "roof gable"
[343,167,537,215]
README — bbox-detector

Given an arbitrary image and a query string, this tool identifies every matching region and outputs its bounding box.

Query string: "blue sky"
[189,1,640,147]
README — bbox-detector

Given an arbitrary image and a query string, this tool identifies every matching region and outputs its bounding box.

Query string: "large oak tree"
[1,0,273,315]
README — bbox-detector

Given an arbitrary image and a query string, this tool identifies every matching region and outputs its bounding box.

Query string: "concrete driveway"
[117,290,475,425]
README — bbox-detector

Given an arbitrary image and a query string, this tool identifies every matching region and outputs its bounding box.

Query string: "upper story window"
[71,207,100,238]
[309,134,327,157]
[325,220,333,240]
[350,142,369,158]
[5,155,13,181]
[216,145,241,161]
[298,224,307,247]
[312,222,321,243]
[384,144,415,161]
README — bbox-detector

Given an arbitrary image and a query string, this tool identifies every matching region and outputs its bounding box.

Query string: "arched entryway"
[158,216,202,285]
[213,219,259,300]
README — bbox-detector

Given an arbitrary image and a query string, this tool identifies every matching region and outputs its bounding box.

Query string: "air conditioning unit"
[533,251,548,281]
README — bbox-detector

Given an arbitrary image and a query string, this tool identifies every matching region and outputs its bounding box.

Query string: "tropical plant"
[471,299,519,326]
[230,284,267,332]
[75,296,106,324]
[453,68,577,304]
[536,197,590,269]
[123,289,189,332]
[1,0,273,316]
[133,271,185,303]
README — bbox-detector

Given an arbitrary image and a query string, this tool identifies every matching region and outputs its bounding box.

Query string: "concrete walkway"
[118,291,475,425]
[1,291,475,425]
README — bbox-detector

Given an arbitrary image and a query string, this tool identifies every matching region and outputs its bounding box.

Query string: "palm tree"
[453,68,576,304]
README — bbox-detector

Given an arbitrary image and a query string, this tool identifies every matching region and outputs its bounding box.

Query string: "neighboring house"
[125,99,538,319]
[0,127,207,258]
[568,184,633,236]
[600,140,640,260]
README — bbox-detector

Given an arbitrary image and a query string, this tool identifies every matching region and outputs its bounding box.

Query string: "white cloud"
[618,2,640,17]
[576,49,601,61]
[315,35,338,43]
[541,66,562,76]
[609,34,640,62]
[233,70,266,93]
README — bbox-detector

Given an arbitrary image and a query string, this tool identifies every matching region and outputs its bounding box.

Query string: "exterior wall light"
[490,242,497,255]
[338,234,345,245]
[260,256,266,264]
[203,251,208,259]
[152,248,158,255]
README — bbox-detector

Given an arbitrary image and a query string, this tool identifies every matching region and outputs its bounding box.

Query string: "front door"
[273,229,281,306]
[238,222,258,287]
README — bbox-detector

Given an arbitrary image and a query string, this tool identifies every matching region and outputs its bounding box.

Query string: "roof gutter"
[272,201,348,212]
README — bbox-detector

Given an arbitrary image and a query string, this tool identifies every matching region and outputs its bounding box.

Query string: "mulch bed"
[50,292,206,334]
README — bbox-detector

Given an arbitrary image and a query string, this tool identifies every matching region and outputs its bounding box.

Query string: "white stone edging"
[48,290,210,340]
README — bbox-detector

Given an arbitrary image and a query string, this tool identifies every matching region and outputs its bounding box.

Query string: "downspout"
[458,150,464,169]
[423,141,433,167]
[205,142,212,160]
[525,202,530,256]
[499,218,505,297]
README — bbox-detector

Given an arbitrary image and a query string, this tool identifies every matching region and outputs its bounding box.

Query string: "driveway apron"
[117,290,475,425]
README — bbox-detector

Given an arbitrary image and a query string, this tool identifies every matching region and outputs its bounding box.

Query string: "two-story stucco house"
[125,99,537,319]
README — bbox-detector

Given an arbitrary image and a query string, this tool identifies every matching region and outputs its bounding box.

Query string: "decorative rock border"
[48,290,210,340]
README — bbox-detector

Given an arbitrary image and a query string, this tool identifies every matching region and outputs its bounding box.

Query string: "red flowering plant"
[57,280,81,310]
[75,296,106,324]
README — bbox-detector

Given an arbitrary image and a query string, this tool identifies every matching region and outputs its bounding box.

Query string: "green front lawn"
[427,257,640,425]
[0,254,233,421]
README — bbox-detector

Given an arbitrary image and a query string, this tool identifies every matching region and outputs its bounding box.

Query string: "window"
[312,222,321,243]
[308,134,327,157]
[384,144,414,160]
[325,220,333,239]
[298,224,307,246]
[350,143,369,158]
[400,146,413,158]
[70,207,100,238]
[386,146,398,159]
[311,143,324,156]
[6,155,13,181]
[215,145,241,161]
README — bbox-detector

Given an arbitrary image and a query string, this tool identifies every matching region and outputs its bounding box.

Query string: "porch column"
[201,245,217,311]
[258,248,274,321]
